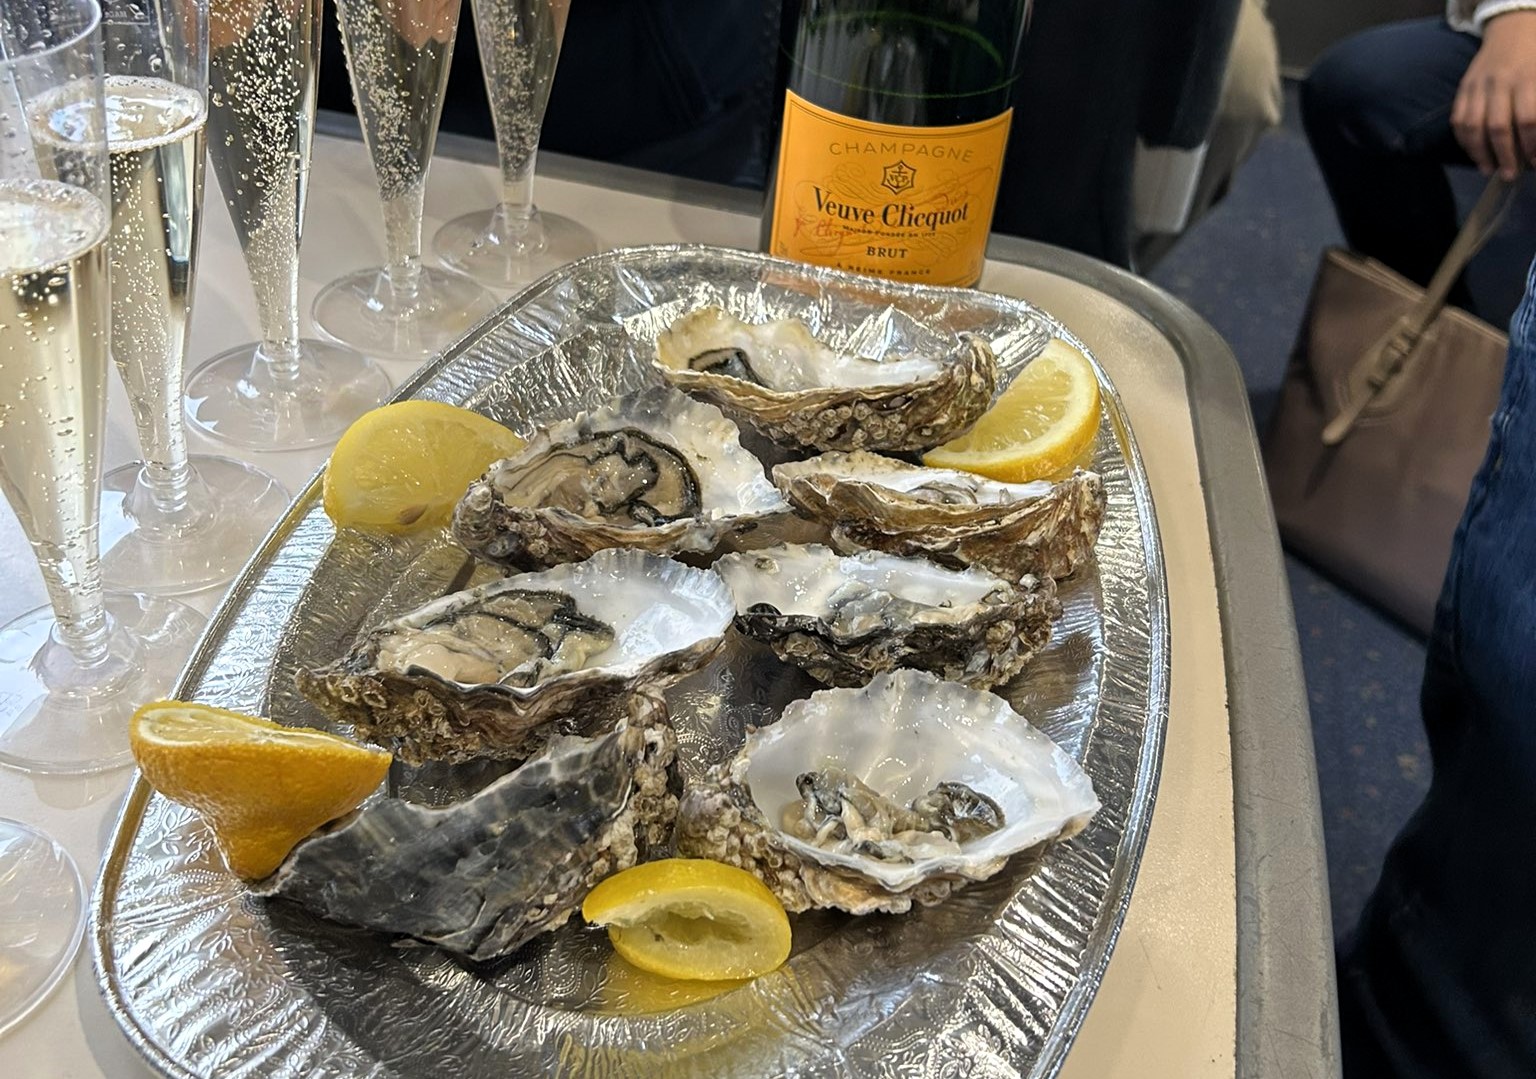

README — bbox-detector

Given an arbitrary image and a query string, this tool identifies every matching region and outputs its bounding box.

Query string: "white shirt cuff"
[1470,0,1536,34]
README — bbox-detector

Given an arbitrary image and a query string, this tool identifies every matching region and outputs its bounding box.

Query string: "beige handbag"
[1262,178,1515,635]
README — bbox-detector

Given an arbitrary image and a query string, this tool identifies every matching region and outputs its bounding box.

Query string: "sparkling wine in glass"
[0,0,200,1031]
[312,0,495,360]
[85,0,289,593]
[432,0,594,286]
[183,0,393,449]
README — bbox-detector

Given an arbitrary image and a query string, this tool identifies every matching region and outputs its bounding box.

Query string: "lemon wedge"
[322,400,525,533]
[582,858,792,981]
[129,700,392,879]
[922,337,1101,482]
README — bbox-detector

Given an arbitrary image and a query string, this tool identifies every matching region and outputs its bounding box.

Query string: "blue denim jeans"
[1337,257,1536,1076]
[1302,19,1479,302]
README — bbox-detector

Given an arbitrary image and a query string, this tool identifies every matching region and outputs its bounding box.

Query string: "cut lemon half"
[582,858,792,982]
[322,400,525,533]
[129,700,392,879]
[922,337,1101,482]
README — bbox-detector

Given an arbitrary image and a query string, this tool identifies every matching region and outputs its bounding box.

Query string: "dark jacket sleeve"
[992,0,1240,264]
[1138,0,1243,149]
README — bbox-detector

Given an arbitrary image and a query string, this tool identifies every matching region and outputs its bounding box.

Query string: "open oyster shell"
[676,670,1099,914]
[253,691,679,962]
[296,548,733,764]
[452,384,787,570]
[772,450,1106,581]
[654,306,997,453]
[713,543,1060,689]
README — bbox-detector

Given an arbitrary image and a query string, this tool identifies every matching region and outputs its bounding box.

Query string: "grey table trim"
[987,236,1341,1079]
[317,110,1342,1077]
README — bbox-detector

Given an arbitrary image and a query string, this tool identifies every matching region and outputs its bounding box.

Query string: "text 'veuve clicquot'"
[765,0,1030,288]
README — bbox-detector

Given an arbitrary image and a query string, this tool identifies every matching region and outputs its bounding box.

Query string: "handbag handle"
[1321,176,1517,445]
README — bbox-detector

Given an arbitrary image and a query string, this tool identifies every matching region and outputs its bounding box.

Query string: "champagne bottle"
[763,0,1030,288]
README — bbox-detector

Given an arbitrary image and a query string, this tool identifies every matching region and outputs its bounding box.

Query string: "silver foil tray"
[92,245,1169,1078]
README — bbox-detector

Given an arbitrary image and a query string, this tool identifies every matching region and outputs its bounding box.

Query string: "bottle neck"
[782,2,1028,126]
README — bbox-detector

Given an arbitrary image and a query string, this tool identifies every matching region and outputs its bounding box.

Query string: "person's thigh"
[1302,17,1479,162]
[1339,258,1536,1077]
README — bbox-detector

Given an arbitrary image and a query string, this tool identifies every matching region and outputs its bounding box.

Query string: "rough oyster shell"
[676,670,1099,914]
[296,548,733,764]
[653,306,997,453]
[772,450,1106,580]
[452,384,787,570]
[713,543,1060,689]
[253,691,679,962]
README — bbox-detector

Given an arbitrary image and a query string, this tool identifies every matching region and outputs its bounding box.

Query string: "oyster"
[654,305,997,453]
[784,769,1006,862]
[452,385,787,570]
[254,691,679,962]
[772,450,1106,580]
[713,543,1059,689]
[296,548,733,764]
[676,669,1100,914]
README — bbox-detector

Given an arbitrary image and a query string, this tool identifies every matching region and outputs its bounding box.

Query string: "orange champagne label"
[768,90,1011,288]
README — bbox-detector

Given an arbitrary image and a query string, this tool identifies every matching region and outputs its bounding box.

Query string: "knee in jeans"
[1301,38,1393,148]
[1302,49,1360,135]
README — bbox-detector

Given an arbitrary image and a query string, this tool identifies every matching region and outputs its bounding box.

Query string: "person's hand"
[388,0,459,50]
[1453,9,1536,179]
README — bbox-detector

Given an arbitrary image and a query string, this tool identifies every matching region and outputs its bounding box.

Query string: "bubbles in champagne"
[0,178,110,272]
[0,179,111,611]
[101,75,207,456]
[471,0,566,181]
[207,0,320,344]
[335,0,458,258]
[102,74,207,146]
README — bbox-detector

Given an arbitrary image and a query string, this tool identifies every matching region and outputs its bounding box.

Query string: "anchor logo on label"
[881,160,916,195]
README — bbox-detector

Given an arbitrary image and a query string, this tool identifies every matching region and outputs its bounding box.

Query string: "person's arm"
[1452,6,1536,178]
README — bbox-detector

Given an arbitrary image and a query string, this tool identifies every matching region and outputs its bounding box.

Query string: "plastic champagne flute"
[94,0,290,593]
[432,0,595,286]
[183,0,393,449]
[0,0,198,1034]
[312,0,495,360]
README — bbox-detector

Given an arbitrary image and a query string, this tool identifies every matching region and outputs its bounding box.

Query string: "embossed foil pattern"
[93,246,1169,1078]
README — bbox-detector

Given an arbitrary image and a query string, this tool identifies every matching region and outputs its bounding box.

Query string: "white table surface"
[0,132,1237,1077]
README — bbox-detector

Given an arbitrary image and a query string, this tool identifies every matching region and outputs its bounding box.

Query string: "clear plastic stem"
[247,226,306,388]
[118,354,195,519]
[38,530,113,668]
[382,180,427,309]
[496,147,537,234]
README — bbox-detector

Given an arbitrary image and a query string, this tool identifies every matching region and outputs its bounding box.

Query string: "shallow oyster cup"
[678,669,1101,911]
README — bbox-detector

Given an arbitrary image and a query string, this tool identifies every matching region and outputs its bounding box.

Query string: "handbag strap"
[1321,176,1517,446]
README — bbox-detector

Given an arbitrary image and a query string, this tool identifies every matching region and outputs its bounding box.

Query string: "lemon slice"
[922,337,1101,482]
[582,859,792,981]
[130,700,392,879]
[322,400,525,533]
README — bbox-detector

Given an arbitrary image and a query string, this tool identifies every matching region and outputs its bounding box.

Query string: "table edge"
[316,111,1343,1077]
[987,236,1342,1079]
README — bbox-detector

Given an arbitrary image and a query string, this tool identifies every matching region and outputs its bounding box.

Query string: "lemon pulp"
[322,400,525,533]
[923,337,1102,482]
[583,858,792,982]
[130,700,391,878]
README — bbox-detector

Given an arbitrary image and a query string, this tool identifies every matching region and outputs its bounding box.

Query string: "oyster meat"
[676,669,1100,914]
[254,691,679,962]
[452,384,787,570]
[654,305,997,453]
[784,768,1006,863]
[713,543,1059,688]
[297,548,734,764]
[772,450,1106,580]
